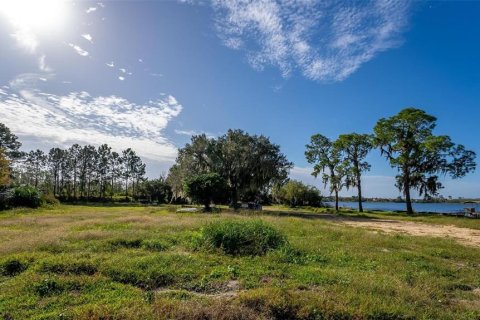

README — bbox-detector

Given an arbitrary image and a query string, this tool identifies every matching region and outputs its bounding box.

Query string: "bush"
[10,186,41,208]
[196,220,287,256]
[40,193,60,206]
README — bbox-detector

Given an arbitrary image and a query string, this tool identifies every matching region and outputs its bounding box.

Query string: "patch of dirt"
[341,219,480,248]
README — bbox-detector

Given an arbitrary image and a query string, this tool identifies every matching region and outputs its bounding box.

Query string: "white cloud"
[138,58,143,63]
[68,43,89,56]
[118,76,125,81]
[81,34,93,43]
[0,77,183,163]
[119,68,126,73]
[106,61,115,67]
[86,7,97,13]
[38,55,52,72]
[211,0,411,82]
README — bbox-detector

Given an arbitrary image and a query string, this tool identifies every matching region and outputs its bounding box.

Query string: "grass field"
[1,205,480,319]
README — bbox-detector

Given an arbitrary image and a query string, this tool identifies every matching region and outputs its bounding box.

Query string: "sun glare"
[0,0,69,31]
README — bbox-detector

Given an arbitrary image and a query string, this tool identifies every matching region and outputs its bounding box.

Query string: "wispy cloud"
[174,129,215,138]
[118,76,125,81]
[86,7,97,14]
[38,55,52,72]
[211,0,411,82]
[106,61,115,67]
[81,34,93,43]
[68,43,89,57]
[0,75,183,163]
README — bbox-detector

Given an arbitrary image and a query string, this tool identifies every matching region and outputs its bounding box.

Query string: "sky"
[0,0,479,199]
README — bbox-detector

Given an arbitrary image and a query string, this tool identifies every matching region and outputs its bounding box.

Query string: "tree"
[374,108,476,214]
[305,134,345,211]
[25,149,47,188]
[166,164,185,203]
[0,123,22,160]
[273,180,322,207]
[0,148,10,188]
[138,177,171,203]
[334,133,373,212]
[172,130,292,206]
[183,173,226,211]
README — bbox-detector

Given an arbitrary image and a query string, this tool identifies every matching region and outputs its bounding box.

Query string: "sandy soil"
[341,218,480,247]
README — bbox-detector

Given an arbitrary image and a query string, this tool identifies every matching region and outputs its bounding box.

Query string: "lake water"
[326,201,480,214]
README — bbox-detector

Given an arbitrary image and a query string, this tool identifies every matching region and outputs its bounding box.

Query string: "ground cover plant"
[1,205,480,319]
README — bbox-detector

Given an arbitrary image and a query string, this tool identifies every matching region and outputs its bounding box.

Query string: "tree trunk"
[357,176,363,212]
[405,184,413,214]
[335,189,339,212]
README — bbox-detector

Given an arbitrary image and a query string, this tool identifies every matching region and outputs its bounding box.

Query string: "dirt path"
[341,218,480,247]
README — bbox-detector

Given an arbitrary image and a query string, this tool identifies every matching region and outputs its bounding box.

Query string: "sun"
[0,0,69,31]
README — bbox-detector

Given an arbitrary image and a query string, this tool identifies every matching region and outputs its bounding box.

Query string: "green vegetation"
[1,205,480,319]
[272,180,322,207]
[374,108,476,214]
[183,173,227,211]
[195,220,287,255]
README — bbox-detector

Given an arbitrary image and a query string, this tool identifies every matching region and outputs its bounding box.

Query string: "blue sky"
[0,0,479,198]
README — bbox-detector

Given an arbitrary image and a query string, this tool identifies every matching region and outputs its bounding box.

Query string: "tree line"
[305,108,476,214]
[0,123,147,201]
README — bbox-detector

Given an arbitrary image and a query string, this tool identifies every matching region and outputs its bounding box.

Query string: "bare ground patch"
[341,218,480,247]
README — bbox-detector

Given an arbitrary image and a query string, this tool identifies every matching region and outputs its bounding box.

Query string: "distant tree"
[374,108,476,214]
[334,133,373,212]
[25,149,47,188]
[109,151,121,199]
[0,148,10,188]
[0,123,22,160]
[166,164,185,203]
[305,134,345,211]
[215,130,291,206]
[48,148,66,196]
[183,173,226,211]
[68,144,82,199]
[273,180,322,207]
[97,144,111,198]
[139,177,171,203]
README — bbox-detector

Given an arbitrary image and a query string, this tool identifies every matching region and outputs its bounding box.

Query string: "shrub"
[196,220,287,256]
[40,193,60,206]
[10,186,41,208]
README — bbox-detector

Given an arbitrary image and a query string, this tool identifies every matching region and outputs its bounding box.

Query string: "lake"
[326,201,480,214]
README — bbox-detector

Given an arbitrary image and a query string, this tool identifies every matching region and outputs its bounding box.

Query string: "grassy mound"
[196,220,287,256]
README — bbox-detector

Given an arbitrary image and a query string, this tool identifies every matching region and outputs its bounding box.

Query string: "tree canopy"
[172,129,292,206]
[374,108,476,214]
[334,133,373,212]
[183,173,226,211]
[305,134,345,211]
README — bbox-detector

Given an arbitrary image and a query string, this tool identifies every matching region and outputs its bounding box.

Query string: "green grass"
[0,205,479,319]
